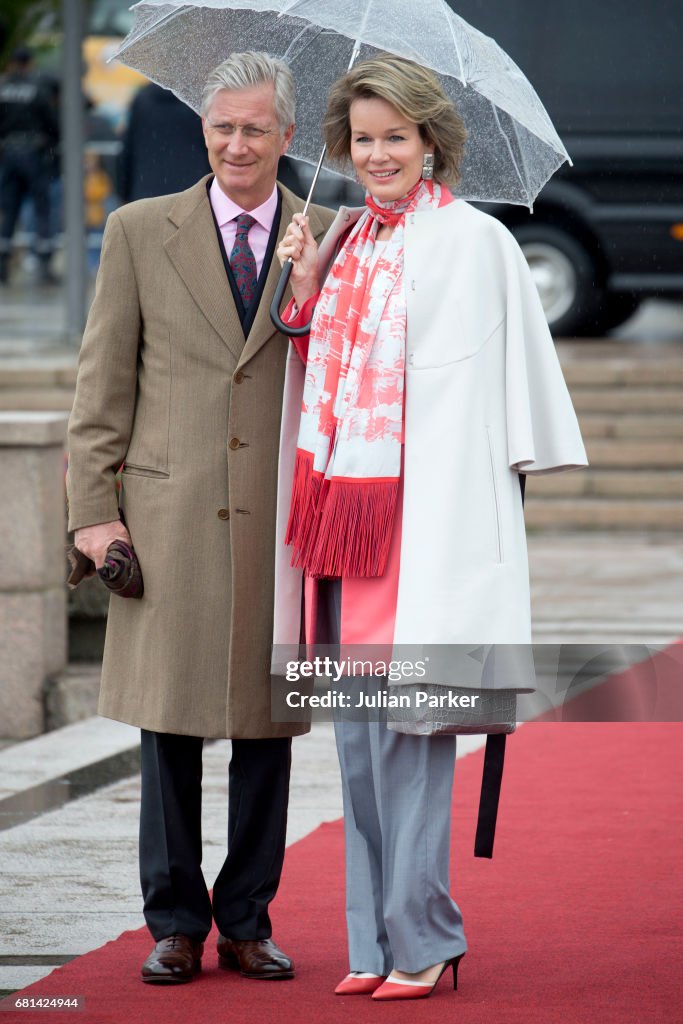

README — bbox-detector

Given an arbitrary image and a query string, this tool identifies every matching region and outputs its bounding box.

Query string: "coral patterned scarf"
[285,178,447,578]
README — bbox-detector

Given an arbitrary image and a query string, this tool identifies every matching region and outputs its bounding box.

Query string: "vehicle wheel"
[589,291,642,334]
[512,224,603,336]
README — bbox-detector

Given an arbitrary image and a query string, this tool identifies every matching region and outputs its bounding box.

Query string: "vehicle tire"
[512,224,603,337]
[589,291,642,334]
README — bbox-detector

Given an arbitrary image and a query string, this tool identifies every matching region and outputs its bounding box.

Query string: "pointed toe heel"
[371,953,465,1001]
[335,972,386,995]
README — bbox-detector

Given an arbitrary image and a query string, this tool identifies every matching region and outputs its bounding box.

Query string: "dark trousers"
[139,730,292,943]
[0,147,53,257]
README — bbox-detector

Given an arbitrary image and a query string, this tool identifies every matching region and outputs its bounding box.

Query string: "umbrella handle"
[270,260,314,337]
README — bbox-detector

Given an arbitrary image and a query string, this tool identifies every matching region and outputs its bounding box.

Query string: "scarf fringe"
[287,449,399,578]
[284,449,322,560]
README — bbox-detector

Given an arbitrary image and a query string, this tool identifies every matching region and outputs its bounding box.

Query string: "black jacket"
[116,83,211,202]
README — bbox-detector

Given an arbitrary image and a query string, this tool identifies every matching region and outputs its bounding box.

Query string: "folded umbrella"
[67,540,144,599]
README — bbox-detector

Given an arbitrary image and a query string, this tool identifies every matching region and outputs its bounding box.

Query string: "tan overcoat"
[67,175,334,738]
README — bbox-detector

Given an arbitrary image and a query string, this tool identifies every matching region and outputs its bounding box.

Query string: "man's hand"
[74,520,132,570]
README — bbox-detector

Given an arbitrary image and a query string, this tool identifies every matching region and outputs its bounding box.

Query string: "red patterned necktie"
[229,213,258,308]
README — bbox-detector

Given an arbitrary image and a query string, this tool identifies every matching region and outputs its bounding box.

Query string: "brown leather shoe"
[141,934,203,984]
[217,935,294,979]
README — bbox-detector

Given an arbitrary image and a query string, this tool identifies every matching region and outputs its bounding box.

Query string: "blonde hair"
[323,54,467,186]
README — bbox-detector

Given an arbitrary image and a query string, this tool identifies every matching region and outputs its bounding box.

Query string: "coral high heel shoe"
[335,972,386,995]
[371,953,465,1001]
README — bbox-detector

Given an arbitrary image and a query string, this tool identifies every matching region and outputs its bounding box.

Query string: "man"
[0,45,59,285]
[67,52,334,984]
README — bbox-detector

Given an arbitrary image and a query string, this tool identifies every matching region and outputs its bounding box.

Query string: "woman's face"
[349,96,434,202]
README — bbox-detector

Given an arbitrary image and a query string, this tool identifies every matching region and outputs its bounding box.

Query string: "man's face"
[202,83,294,210]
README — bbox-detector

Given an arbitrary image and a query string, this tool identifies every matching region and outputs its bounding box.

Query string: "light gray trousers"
[320,580,467,974]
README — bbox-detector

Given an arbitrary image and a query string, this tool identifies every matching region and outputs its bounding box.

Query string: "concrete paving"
[1,528,681,994]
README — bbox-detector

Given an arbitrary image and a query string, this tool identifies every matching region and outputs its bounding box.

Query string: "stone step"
[0,388,74,412]
[585,439,683,468]
[529,469,683,498]
[572,387,683,414]
[579,414,683,439]
[556,341,683,387]
[561,360,683,388]
[0,363,77,389]
[525,498,683,530]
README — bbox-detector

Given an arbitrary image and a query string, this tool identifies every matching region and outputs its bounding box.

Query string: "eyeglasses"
[205,120,277,140]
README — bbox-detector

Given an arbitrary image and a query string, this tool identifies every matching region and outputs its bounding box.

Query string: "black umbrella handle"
[270,260,314,338]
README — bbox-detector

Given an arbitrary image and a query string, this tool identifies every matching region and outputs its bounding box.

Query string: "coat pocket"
[486,426,504,563]
[121,464,170,479]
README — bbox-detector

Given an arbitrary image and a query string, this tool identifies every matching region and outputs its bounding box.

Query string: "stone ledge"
[0,412,68,447]
[525,498,683,529]
[44,664,102,731]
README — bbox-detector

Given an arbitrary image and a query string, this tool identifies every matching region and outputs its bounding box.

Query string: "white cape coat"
[273,200,588,651]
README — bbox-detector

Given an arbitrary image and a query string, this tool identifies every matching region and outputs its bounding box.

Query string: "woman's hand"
[277,213,319,308]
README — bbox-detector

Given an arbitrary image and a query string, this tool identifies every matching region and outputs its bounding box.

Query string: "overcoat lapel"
[164,177,244,362]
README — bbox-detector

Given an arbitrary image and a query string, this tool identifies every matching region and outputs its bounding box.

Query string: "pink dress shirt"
[208,177,278,278]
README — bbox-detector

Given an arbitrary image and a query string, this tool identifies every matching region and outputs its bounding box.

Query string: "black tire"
[588,291,642,335]
[511,224,604,337]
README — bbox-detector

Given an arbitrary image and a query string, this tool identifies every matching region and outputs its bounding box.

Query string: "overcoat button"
[234,371,244,384]
[229,437,240,450]
[217,508,230,520]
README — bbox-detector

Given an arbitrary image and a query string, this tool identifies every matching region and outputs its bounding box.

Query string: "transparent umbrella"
[114,0,570,208]
[113,0,571,332]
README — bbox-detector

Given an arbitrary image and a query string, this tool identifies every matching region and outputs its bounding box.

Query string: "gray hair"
[201,51,295,133]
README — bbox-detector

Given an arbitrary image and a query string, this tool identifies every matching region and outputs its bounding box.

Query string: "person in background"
[116,81,211,202]
[0,45,59,284]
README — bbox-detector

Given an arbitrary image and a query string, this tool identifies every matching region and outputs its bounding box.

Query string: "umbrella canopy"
[113,0,570,207]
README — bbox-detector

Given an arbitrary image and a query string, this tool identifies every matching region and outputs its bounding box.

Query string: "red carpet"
[2,722,681,1024]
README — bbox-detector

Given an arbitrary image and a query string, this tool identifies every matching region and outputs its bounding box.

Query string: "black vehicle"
[450,0,683,335]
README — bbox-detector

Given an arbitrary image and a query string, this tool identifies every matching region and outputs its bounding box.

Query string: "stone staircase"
[1,340,681,530]
[525,341,683,530]
[0,357,76,412]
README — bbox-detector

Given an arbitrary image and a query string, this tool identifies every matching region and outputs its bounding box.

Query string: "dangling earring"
[422,153,434,180]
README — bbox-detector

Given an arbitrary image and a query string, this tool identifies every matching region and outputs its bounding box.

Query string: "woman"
[275,54,587,1000]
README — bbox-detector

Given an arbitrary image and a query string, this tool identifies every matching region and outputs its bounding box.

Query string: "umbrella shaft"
[302,145,328,216]
[302,39,360,216]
